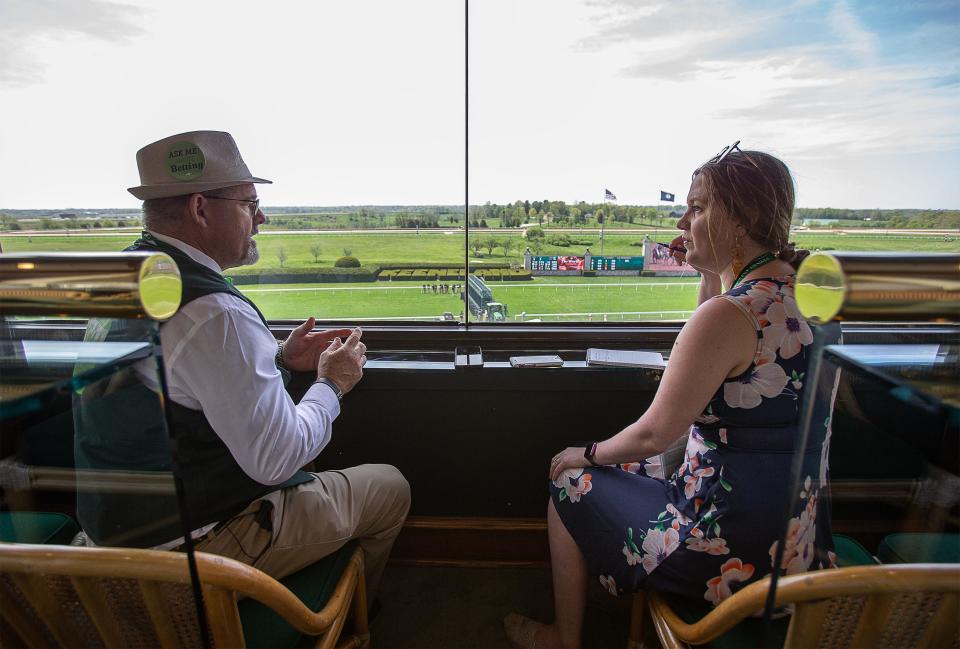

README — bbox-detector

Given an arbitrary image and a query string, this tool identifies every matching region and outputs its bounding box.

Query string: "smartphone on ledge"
[455,346,483,368]
[509,355,564,368]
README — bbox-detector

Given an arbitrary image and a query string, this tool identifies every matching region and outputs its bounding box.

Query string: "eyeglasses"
[203,194,261,214]
[704,140,741,166]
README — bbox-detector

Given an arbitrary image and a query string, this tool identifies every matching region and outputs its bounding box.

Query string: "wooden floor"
[371,564,633,648]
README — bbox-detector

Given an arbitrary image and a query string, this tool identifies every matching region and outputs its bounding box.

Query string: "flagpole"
[654,190,660,244]
[600,190,605,256]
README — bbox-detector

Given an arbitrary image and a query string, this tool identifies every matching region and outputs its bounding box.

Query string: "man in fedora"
[77,130,409,597]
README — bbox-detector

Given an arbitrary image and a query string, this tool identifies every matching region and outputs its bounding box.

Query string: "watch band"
[315,377,343,402]
[275,341,285,370]
[584,442,600,467]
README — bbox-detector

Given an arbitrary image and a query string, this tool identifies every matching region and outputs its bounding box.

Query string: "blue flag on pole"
[604,188,617,201]
[660,190,675,202]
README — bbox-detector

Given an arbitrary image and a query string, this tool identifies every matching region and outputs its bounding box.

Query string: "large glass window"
[1,1,957,325]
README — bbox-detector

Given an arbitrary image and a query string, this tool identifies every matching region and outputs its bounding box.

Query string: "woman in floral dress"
[505,145,838,649]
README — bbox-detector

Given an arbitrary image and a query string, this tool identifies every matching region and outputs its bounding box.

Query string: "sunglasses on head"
[704,140,741,166]
[692,140,743,179]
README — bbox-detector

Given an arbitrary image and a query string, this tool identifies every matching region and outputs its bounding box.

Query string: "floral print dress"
[550,276,839,605]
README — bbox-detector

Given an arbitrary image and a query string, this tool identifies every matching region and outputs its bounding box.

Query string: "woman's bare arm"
[550,297,756,479]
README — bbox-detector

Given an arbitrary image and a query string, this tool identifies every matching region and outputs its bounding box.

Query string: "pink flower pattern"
[552,468,592,503]
[641,527,681,575]
[723,361,789,409]
[549,277,834,608]
[769,482,818,575]
[686,536,731,555]
[763,296,813,360]
[704,558,756,604]
[683,467,715,499]
[599,574,618,596]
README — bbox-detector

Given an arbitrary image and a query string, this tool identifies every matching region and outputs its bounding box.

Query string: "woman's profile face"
[677,173,737,274]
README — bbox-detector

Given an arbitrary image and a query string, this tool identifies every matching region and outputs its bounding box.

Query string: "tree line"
[2,203,957,232]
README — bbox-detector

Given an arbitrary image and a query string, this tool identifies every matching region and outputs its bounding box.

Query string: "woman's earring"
[730,235,744,277]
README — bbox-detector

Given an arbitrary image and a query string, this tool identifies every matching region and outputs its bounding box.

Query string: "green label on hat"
[166,141,206,181]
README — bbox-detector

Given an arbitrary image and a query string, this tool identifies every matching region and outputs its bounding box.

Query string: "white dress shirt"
[147,231,340,485]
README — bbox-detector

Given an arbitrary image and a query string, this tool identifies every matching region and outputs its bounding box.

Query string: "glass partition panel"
[466,1,959,326]
[0,316,211,647]
[762,331,959,644]
[3,3,958,326]
[0,1,466,326]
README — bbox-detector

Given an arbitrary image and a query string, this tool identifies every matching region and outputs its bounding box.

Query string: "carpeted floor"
[370,564,633,648]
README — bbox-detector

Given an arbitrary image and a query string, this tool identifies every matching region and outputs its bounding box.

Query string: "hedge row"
[380,262,510,270]
[379,268,465,281]
[227,266,379,284]
[225,265,531,284]
[227,265,380,276]
[473,269,533,281]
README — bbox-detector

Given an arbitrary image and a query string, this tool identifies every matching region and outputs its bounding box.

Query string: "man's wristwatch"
[275,341,285,370]
[315,377,343,402]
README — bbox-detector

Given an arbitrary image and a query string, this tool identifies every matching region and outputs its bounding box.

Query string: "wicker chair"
[0,541,369,649]
[634,563,960,649]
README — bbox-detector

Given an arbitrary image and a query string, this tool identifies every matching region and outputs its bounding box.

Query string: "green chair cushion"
[833,534,877,566]
[0,512,79,545]
[877,533,960,564]
[239,541,357,649]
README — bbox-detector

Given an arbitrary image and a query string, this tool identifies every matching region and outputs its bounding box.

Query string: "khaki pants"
[193,464,410,597]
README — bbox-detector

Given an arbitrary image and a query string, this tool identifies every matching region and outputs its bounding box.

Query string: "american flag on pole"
[604,188,617,201]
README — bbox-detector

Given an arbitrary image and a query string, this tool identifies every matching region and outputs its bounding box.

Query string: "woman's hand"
[550,447,590,481]
[669,234,687,265]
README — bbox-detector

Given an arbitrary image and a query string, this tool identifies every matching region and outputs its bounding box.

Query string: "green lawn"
[2,228,954,322]
[791,232,959,252]
[238,277,699,321]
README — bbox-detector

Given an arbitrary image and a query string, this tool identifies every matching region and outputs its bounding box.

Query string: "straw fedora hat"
[128,130,272,200]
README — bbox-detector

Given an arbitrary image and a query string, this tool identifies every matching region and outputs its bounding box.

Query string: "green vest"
[74,233,313,548]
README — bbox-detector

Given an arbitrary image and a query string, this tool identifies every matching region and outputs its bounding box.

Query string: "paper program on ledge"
[585,348,666,369]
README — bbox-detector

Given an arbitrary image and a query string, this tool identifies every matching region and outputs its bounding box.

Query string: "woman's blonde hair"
[694,150,808,269]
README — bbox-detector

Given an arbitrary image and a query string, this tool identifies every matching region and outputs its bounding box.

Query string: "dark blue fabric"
[551,276,838,606]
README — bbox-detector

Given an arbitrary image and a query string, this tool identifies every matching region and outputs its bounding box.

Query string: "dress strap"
[715,294,764,367]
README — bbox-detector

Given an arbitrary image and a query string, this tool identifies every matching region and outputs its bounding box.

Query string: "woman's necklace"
[731,251,776,289]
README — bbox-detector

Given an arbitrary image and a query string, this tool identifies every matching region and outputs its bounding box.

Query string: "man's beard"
[242,239,260,266]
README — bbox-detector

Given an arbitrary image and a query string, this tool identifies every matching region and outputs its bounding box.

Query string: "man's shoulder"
[160,291,271,362]
[169,291,263,329]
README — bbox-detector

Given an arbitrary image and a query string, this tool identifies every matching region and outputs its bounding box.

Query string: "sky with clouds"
[0,0,957,209]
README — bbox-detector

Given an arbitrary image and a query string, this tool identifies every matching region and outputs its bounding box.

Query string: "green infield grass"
[238,277,700,321]
[1,228,954,322]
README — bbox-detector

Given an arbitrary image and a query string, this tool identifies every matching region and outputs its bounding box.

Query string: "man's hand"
[281,317,353,372]
[316,328,367,396]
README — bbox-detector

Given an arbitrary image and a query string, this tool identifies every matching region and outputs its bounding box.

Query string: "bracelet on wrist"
[584,442,600,467]
[275,341,285,370]
[315,377,343,402]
